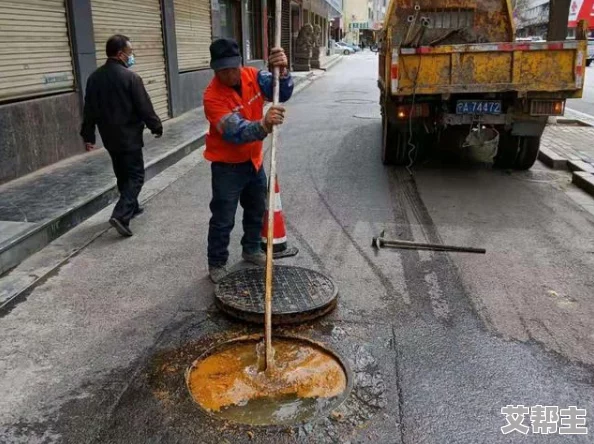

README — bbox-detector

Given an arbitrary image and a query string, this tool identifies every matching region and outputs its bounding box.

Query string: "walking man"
[203,39,294,283]
[80,34,163,237]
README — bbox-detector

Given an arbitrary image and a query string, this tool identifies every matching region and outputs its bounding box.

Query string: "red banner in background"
[568,0,594,27]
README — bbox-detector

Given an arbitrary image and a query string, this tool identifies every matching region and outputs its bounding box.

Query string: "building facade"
[343,0,384,44]
[0,0,340,185]
[514,0,550,38]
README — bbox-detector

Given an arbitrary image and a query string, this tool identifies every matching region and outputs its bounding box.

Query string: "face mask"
[125,54,136,68]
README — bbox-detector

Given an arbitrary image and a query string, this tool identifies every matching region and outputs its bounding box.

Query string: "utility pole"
[547,0,571,40]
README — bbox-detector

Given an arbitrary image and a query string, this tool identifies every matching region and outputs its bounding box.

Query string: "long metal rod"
[264,0,282,372]
[379,238,486,254]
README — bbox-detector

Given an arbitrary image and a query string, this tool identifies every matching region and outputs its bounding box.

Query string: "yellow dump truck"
[378,0,588,169]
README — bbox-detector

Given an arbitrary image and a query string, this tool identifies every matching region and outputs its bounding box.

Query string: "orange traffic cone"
[261,176,299,259]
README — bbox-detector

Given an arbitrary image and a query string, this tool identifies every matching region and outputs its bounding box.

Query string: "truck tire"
[381,115,408,165]
[494,133,540,170]
[514,136,541,170]
[587,59,592,67]
[494,132,519,169]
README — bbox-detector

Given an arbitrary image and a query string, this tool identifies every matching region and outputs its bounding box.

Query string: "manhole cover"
[335,99,375,104]
[215,266,338,324]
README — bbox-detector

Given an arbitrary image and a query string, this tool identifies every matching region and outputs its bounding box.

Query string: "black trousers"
[207,162,267,267]
[107,149,145,225]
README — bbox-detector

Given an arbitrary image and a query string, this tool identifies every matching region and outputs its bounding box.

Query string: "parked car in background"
[340,41,361,52]
[334,42,355,55]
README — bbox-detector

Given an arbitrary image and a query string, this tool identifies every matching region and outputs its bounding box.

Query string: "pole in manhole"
[264,0,283,371]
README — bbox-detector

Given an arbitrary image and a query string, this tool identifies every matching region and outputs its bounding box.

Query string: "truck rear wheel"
[494,133,541,170]
[382,115,408,165]
[514,136,541,170]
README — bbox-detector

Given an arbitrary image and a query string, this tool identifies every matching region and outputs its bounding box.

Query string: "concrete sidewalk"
[539,108,594,197]
[0,57,343,308]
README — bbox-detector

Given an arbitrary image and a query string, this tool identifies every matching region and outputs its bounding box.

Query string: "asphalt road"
[1,53,594,444]
[568,65,594,116]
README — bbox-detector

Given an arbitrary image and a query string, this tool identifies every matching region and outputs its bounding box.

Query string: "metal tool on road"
[372,230,486,254]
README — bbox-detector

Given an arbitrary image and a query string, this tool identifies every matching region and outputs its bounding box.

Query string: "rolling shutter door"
[281,0,291,67]
[0,0,74,102]
[174,0,212,71]
[91,0,170,120]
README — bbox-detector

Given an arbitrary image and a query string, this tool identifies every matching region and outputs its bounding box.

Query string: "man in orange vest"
[204,39,293,283]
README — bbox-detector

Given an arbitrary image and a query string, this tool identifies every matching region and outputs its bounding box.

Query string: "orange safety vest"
[203,67,266,169]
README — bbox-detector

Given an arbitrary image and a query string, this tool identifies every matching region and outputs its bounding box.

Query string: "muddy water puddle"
[186,338,349,426]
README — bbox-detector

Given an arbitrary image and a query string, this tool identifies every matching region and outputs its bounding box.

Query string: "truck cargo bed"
[390,41,586,96]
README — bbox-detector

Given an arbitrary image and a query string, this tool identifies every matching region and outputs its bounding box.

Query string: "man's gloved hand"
[261,105,286,133]
[268,47,288,77]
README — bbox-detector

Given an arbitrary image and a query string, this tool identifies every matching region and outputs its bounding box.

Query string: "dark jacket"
[80,59,162,151]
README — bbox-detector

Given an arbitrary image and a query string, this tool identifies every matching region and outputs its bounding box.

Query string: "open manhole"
[215,266,338,324]
[185,335,352,426]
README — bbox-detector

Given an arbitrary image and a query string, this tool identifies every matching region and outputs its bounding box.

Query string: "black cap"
[210,38,242,71]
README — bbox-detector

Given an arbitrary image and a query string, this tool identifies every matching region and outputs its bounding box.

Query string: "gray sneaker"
[242,251,268,266]
[209,265,228,284]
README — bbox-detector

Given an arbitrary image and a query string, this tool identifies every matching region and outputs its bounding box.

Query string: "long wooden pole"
[264,0,282,372]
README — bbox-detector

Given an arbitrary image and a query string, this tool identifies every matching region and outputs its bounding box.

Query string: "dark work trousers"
[107,148,145,226]
[207,161,267,267]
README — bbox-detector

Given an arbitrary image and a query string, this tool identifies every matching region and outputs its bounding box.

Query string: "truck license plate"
[456,100,502,115]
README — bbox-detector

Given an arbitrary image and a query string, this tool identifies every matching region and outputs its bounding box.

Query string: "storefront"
[0,0,75,102]
[174,0,213,72]
[91,0,170,119]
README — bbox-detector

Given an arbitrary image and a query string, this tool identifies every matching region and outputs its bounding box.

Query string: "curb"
[0,134,206,277]
[321,54,343,71]
[568,159,594,174]
[572,171,594,196]
[538,147,568,171]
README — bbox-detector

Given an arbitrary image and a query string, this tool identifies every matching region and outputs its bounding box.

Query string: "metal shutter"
[0,0,74,102]
[91,0,170,120]
[281,0,291,67]
[174,0,211,71]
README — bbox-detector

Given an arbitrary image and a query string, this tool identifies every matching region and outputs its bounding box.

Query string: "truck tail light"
[530,100,565,116]
[397,103,430,119]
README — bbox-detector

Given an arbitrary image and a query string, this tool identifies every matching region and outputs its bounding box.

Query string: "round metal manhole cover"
[215,266,338,324]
